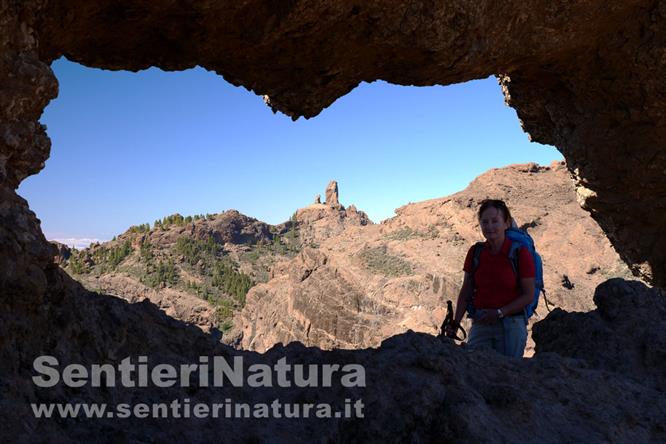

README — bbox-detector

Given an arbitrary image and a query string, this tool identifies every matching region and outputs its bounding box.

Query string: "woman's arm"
[500,277,534,316]
[476,277,534,324]
[500,245,537,316]
[445,272,473,337]
[454,272,473,323]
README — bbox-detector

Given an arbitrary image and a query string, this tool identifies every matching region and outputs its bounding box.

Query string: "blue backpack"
[466,226,550,320]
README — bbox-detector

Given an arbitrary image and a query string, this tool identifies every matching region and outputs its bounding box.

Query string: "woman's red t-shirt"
[463,237,535,309]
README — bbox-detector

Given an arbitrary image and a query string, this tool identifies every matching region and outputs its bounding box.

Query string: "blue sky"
[18,57,563,248]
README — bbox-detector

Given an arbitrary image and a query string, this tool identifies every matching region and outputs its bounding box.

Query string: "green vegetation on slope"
[175,236,222,265]
[359,245,413,277]
[62,211,304,331]
[382,225,439,241]
[66,239,133,275]
[141,258,179,288]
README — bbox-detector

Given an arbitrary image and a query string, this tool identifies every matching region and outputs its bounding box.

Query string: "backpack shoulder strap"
[471,242,484,274]
[507,240,521,278]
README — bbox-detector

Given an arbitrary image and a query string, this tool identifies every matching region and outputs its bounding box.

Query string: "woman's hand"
[444,322,460,338]
[476,309,500,325]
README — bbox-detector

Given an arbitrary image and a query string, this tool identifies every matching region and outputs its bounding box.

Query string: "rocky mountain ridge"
[60,183,371,337]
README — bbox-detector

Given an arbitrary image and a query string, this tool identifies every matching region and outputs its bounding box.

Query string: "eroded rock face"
[0,1,57,311]
[498,2,666,285]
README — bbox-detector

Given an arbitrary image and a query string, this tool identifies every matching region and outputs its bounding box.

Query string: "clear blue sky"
[18,57,563,247]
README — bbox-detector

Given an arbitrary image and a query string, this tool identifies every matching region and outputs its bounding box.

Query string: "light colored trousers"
[466,315,527,358]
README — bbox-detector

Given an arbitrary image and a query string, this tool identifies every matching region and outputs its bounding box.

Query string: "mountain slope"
[235,161,635,354]
[61,190,371,337]
[61,162,634,356]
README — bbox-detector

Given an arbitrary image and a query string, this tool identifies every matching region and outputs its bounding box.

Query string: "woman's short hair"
[478,199,512,223]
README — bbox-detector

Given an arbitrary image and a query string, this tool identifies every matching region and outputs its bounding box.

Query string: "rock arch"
[1,0,664,298]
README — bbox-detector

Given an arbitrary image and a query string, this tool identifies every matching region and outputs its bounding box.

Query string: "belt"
[505,312,525,318]
[472,309,524,318]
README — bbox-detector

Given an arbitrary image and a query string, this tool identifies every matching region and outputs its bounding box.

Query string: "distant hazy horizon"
[19,58,563,249]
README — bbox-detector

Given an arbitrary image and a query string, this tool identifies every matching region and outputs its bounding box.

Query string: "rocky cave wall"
[0,0,663,292]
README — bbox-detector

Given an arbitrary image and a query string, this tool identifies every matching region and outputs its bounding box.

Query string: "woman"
[444,199,535,357]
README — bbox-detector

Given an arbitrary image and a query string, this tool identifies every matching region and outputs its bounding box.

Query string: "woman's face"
[479,207,510,243]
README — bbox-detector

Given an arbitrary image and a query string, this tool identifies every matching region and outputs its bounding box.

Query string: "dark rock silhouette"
[534,278,666,392]
[2,267,665,442]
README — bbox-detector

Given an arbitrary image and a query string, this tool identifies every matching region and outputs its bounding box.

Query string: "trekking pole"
[440,300,467,341]
[542,289,553,313]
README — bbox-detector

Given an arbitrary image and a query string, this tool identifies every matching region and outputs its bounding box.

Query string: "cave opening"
[19,57,563,249]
